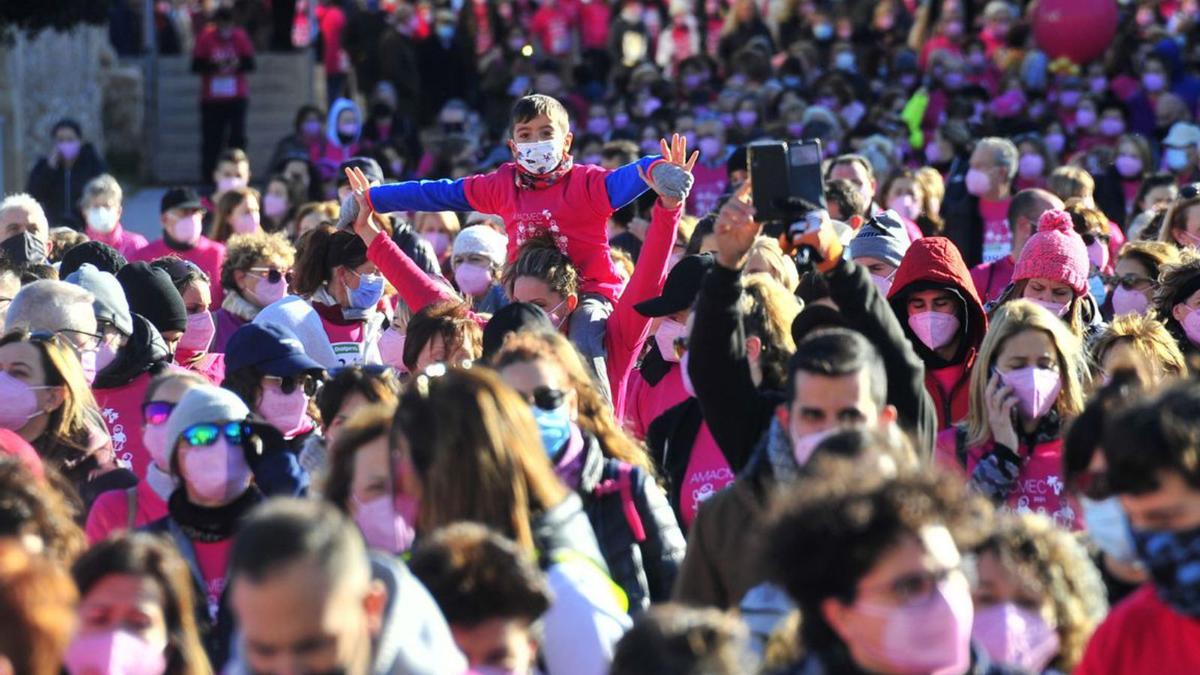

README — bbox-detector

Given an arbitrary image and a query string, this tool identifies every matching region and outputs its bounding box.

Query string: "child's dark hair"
[511,94,570,135]
[609,604,757,675]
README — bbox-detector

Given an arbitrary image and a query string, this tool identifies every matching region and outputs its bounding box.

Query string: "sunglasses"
[1106,273,1156,291]
[264,374,318,397]
[143,401,175,426]
[181,421,245,447]
[1079,231,1110,247]
[1180,183,1200,200]
[248,267,292,284]
[528,385,566,411]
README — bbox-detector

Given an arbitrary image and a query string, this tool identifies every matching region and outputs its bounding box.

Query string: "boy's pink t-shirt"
[979,197,1012,263]
[463,163,625,300]
[194,538,233,622]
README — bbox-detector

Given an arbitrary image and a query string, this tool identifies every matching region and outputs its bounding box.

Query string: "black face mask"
[0,230,47,265]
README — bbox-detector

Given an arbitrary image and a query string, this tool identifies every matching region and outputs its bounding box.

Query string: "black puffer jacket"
[93,314,171,389]
[532,491,609,572]
[575,433,686,613]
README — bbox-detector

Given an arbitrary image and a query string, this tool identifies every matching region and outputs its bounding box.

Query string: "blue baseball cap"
[224,323,325,377]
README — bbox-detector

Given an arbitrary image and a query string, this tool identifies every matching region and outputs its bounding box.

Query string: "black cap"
[634,253,715,318]
[160,187,203,214]
[337,157,384,187]
[117,262,188,335]
[151,256,207,288]
[225,323,325,377]
[59,240,127,279]
[481,302,555,360]
[791,304,849,346]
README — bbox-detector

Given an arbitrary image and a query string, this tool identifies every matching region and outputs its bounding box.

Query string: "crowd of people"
[7,0,1200,673]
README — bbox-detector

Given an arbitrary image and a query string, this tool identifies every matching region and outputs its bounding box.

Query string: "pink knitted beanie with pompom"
[1012,209,1089,295]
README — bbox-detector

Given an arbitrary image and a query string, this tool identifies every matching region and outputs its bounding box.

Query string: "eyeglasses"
[859,565,963,607]
[263,374,319,397]
[1106,273,1156,291]
[1180,183,1200,200]
[142,401,175,426]
[58,328,102,353]
[181,421,245,447]
[248,267,292,284]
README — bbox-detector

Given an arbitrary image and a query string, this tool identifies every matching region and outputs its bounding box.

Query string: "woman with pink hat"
[992,209,1101,340]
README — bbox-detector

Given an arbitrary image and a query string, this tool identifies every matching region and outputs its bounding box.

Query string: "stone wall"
[0,25,133,193]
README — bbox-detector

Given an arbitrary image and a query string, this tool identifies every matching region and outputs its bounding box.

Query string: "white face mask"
[86,206,119,233]
[513,138,565,175]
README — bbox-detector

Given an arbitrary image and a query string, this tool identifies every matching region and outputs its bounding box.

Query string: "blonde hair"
[977,513,1107,673]
[746,237,800,292]
[1091,313,1186,385]
[1118,240,1180,278]
[494,331,656,476]
[966,301,1087,447]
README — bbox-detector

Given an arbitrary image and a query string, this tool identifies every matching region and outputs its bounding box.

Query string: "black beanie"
[117,261,188,334]
[60,240,127,279]
[481,302,555,360]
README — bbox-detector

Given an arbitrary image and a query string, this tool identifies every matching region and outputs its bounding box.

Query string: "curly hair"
[740,273,802,391]
[763,470,992,653]
[219,231,296,293]
[1151,249,1200,341]
[501,237,580,300]
[1091,313,1186,385]
[0,457,85,566]
[975,513,1108,673]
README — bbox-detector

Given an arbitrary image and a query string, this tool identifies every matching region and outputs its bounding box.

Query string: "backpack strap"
[954,425,970,470]
[592,463,647,543]
[125,487,138,530]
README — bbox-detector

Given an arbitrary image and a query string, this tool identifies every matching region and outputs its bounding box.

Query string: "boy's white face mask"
[513,138,564,175]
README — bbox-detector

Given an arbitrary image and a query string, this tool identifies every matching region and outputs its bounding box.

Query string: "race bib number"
[209,76,237,97]
[331,341,363,366]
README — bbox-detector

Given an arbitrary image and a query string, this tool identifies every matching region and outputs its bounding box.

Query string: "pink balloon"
[1032,0,1119,65]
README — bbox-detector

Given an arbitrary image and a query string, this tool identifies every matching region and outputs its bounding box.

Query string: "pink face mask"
[1087,240,1109,272]
[0,371,44,430]
[790,427,835,466]
[354,493,419,554]
[178,310,216,355]
[259,385,309,437]
[63,629,167,675]
[654,318,688,363]
[887,194,919,221]
[972,602,1061,673]
[422,231,452,257]
[250,275,287,308]
[1027,297,1069,317]
[232,211,260,235]
[1182,306,1200,345]
[454,262,493,296]
[263,193,289,218]
[181,438,252,503]
[965,168,991,196]
[378,326,408,372]
[217,176,246,193]
[1000,366,1062,420]
[1115,155,1143,178]
[870,274,894,296]
[852,573,974,674]
[908,311,961,351]
[1111,285,1150,316]
[171,214,203,245]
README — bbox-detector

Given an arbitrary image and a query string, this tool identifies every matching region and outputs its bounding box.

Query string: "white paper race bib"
[331,341,364,367]
[210,76,237,97]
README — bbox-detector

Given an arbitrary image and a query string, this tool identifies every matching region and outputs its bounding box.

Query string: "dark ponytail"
[293,225,368,296]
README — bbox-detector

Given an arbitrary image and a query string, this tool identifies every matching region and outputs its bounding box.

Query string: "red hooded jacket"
[887,237,988,431]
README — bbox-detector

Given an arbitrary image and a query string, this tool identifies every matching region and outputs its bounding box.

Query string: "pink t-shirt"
[87,223,149,260]
[970,255,1016,304]
[679,422,733,528]
[463,163,625,300]
[319,312,369,367]
[84,479,169,545]
[130,236,226,309]
[979,197,1012,264]
[688,162,728,217]
[623,363,689,440]
[93,372,154,477]
[194,538,233,623]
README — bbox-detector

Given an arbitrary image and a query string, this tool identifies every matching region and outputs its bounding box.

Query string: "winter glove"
[649,161,695,201]
[336,192,359,231]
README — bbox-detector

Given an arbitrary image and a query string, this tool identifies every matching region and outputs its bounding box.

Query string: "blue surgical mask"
[1131,522,1200,617]
[1080,496,1139,566]
[532,404,572,459]
[1088,273,1107,306]
[348,271,385,309]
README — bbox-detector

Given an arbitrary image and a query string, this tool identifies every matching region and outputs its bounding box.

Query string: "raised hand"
[639,133,699,209]
[713,181,760,270]
[985,371,1020,451]
[341,166,383,246]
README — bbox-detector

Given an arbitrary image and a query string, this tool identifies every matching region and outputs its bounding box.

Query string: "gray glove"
[335,192,359,231]
[649,161,694,201]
